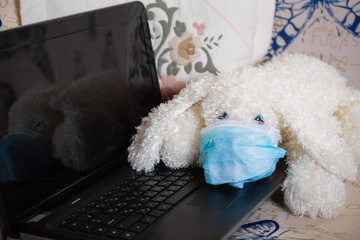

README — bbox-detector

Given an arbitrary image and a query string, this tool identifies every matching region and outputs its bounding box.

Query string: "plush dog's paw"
[160,105,204,169]
[128,105,204,172]
[128,116,163,172]
[283,155,346,219]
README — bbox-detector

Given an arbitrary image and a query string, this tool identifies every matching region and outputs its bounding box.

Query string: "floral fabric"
[18,0,275,101]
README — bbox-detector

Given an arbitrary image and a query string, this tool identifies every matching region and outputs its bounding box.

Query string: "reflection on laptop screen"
[0,4,160,235]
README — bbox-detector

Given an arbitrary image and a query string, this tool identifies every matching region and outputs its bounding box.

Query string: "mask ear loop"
[204,0,254,66]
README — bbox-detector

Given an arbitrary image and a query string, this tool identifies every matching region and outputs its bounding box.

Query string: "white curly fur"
[128,53,360,219]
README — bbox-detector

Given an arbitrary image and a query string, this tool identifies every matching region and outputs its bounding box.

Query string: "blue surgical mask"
[199,120,286,188]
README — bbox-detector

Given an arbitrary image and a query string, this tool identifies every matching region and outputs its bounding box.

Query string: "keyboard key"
[137,176,151,182]
[151,175,165,181]
[172,171,186,177]
[144,180,158,186]
[104,190,114,196]
[167,185,181,192]
[112,185,122,191]
[158,170,173,176]
[92,226,109,235]
[136,207,152,214]
[158,180,172,187]
[103,207,119,215]
[118,208,134,216]
[113,191,126,198]
[143,191,157,198]
[96,195,107,201]
[138,185,151,191]
[165,176,203,205]
[103,214,125,227]
[106,228,123,238]
[135,196,150,203]
[174,180,187,186]
[180,175,193,181]
[157,203,172,211]
[123,196,136,202]
[87,201,97,207]
[152,196,166,202]
[90,213,110,224]
[116,213,142,229]
[122,186,135,193]
[130,181,143,187]
[122,178,136,185]
[159,190,174,197]
[151,186,165,192]
[129,222,148,233]
[95,202,110,209]
[120,231,137,240]
[114,201,127,208]
[128,202,142,209]
[130,190,144,197]
[104,197,119,203]
[140,215,156,224]
[144,171,156,177]
[86,208,102,216]
[148,209,165,217]
[144,201,158,208]
[67,220,82,230]
[165,176,179,182]
[79,223,96,232]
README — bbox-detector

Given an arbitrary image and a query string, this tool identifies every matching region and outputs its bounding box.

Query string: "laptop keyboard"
[58,166,203,239]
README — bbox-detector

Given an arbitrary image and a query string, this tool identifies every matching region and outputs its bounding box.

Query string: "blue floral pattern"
[229,220,314,240]
[266,0,360,60]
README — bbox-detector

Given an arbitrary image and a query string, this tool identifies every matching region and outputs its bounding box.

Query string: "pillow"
[265,0,360,89]
[20,0,275,100]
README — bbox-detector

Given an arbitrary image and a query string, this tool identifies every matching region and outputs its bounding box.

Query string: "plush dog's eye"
[254,115,264,124]
[218,112,228,120]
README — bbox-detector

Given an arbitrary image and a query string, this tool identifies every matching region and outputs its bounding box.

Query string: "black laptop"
[0,2,286,240]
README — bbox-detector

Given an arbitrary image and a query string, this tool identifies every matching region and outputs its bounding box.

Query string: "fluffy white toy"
[128,53,360,219]
[7,71,128,171]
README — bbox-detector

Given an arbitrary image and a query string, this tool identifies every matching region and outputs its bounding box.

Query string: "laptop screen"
[0,2,161,236]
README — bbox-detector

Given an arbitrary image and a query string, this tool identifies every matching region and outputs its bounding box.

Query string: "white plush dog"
[128,53,360,219]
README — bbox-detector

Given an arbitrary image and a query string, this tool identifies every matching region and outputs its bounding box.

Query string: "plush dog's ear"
[128,74,217,172]
[281,89,360,219]
[280,97,358,181]
[335,88,360,165]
